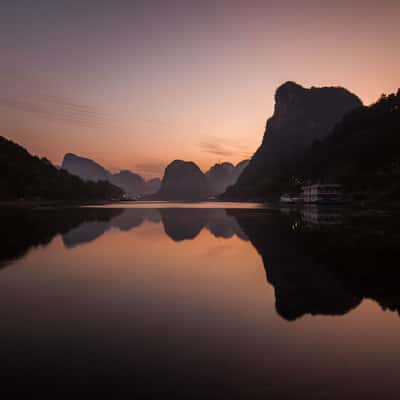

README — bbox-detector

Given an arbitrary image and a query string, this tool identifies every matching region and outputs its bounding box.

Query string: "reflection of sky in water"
[86,201,266,208]
[0,207,399,397]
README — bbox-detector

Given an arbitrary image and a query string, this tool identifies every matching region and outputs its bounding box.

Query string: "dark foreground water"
[1,204,400,398]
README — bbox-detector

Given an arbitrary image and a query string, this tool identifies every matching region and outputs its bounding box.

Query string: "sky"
[1,0,399,178]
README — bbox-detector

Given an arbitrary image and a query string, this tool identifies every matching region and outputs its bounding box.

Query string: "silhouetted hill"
[0,137,122,201]
[110,170,145,196]
[62,153,111,181]
[223,81,362,199]
[206,160,249,196]
[156,160,210,200]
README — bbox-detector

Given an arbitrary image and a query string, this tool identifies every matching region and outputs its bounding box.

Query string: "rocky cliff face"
[156,160,210,200]
[224,81,362,199]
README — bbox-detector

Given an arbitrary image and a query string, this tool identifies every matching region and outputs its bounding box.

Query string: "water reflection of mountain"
[2,206,400,322]
[113,208,161,230]
[159,209,248,242]
[62,209,160,247]
[65,208,248,246]
[0,208,248,266]
[230,209,400,320]
[0,208,122,268]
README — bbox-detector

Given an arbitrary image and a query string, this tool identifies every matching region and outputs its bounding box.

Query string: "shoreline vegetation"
[0,136,123,202]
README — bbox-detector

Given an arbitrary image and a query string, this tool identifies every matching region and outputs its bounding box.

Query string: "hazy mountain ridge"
[62,152,246,199]
[61,153,160,196]
[110,170,145,196]
[62,153,111,181]
[143,178,161,195]
[205,160,249,196]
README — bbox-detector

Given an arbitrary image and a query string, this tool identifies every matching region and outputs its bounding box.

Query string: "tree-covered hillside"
[224,89,400,202]
[0,136,123,201]
[295,89,400,201]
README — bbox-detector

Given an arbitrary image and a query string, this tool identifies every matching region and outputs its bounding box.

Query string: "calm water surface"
[1,204,400,398]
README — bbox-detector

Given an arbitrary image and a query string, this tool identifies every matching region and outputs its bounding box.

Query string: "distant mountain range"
[151,159,249,200]
[62,152,248,200]
[0,137,122,201]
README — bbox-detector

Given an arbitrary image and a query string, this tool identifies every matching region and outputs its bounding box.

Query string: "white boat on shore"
[280,184,343,205]
[302,184,343,205]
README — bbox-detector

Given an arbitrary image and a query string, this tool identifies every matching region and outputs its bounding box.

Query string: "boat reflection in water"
[0,205,400,398]
[301,205,343,226]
